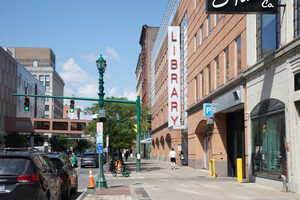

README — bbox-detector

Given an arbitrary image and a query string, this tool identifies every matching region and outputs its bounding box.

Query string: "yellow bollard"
[209,159,212,176]
[209,159,216,178]
[237,158,243,182]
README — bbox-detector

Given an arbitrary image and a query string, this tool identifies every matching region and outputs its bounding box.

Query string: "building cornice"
[186,74,244,115]
[244,36,300,79]
[151,122,168,135]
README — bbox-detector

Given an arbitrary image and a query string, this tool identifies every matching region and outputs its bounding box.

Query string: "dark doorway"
[227,111,245,177]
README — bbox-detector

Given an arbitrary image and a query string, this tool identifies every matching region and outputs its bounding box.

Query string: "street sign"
[96,143,103,154]
[96,122,103,143]
[204,104,216,118]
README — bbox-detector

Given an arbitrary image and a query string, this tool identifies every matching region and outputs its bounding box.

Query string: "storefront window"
[251,98,286,180]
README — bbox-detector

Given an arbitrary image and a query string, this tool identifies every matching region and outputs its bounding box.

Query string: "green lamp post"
[95,55,107,189]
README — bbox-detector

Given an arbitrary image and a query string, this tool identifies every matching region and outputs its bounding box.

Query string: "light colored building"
[135,53,143,101]
[245,1,300,193]
[7,47,65,119]
[63,104,81,120]
[17,63,45,118]
[0,47,17,138]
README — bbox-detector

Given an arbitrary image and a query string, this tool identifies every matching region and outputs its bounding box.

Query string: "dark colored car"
[0,148,62,200]
[81,152,106,168]
[48,153,78,200]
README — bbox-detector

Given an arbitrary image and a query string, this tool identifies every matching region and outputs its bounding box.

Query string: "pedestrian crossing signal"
[24,97,30,111]
[70,99,75,113]
[134,124,137,133]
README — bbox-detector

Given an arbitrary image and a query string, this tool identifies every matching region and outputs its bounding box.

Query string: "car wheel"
[62,186,71,200]
[71,179,78,195]
[45,191,50,200]
[96,165,99,168]
[81,165,84,168]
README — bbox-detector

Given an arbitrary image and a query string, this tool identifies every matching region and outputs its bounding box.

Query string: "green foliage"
[5,132,27,147]
[83,97,137,150]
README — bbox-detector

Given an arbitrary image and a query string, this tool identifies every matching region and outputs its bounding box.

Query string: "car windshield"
[50,158,63,169]
[0,157,33,175]
[83,153,97,157]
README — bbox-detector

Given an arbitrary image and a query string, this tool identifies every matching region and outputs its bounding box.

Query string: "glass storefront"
[251,98,286,180]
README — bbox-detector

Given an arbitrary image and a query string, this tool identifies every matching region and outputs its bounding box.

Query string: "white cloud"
[59,58,98,102]
[107,87,118,97]
[106,46,120,61]
[79,53,98,63]
[106,87,136,100]
[59,58,92,84]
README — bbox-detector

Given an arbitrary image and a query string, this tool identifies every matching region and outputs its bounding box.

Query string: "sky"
[0,0,168,119]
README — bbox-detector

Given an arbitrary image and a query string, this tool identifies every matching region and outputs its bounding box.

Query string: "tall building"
[0,47,17,137]
[7,47,65,119]
[150,0,300,194]
[136,25,159,106]
[245,1,300,193]
[17,63,45,118]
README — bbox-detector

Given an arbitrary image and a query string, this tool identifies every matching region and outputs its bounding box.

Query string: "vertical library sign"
[206,0,278,14]
[168,26,181,129]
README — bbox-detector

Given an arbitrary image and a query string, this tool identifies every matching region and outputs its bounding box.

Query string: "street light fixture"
[95,55,107,189]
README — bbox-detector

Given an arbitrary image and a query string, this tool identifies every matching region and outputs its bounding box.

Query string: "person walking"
[169,148,176,170]
[180,151,184,166]
[71,152,78,168]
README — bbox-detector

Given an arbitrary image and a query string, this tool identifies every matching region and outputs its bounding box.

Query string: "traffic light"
[70,99,75,113]
[24,97,30,111]
[134,124,137,133]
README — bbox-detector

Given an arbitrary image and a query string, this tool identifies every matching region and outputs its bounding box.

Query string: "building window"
[194,33,198,52]
[224,47,229,83]
[295,0,300,37]
[294,72,300,91]
[207,15,211,36]
[194,76,198,101]
[201,71,204,97]
[200,25,204,44]
[66,110,69,114]
[215,56,219,88]
[39,75,44,85]
[45,75,50,91]
[257,11,280,60]
[216,14,219,25]
[195,0,197,9]
[236,35,242,75]
[208,64,211,93]
[251,98,286,180]
[45,105,49,111]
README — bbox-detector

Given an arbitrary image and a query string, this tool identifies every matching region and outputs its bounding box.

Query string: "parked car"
[0,148,62,200]
[81,152,106,168]
[48,153,78,200]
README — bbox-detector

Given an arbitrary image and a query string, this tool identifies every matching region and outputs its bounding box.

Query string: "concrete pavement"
[79,157,300,200]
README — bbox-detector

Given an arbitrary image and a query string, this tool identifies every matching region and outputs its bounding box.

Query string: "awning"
[141,138,152,144]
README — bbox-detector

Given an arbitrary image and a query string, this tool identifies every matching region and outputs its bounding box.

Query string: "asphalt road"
[71,158,102,200]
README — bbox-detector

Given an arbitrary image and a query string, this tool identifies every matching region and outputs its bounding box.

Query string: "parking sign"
[204,104,213,117]
[96,143,103,154]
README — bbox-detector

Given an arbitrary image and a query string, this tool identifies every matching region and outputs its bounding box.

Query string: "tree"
[5,132,28,147]
[83,97,137,151]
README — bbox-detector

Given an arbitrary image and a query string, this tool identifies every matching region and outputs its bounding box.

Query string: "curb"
[77,188,88,200]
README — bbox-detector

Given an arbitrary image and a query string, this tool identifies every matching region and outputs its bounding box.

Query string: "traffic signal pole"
[13,93,142,172]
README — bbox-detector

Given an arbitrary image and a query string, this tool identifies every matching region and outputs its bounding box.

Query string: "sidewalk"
[81,157,300,200]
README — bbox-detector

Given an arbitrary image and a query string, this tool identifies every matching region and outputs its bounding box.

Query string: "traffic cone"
[88,168,95,189]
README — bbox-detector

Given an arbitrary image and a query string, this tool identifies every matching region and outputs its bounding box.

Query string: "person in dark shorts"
[169,147,176,170]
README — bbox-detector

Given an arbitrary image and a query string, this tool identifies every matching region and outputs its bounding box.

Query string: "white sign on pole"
[168,26,181,129]
[96,122,103,143]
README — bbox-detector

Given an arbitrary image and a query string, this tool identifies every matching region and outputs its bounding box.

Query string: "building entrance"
[227,111,245,177]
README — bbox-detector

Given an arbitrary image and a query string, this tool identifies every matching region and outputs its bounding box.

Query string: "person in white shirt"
[169,148,176,170]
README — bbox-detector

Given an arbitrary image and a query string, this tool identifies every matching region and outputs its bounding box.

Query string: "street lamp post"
[95,55,107,189]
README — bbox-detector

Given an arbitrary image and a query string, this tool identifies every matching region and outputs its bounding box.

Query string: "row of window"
[194,14,219,52]
[194,35,241,102]
[34,75,51,91]
[17,58,49,63]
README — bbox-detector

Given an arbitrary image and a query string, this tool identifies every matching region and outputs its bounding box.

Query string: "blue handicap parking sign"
[96,143,103,154]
